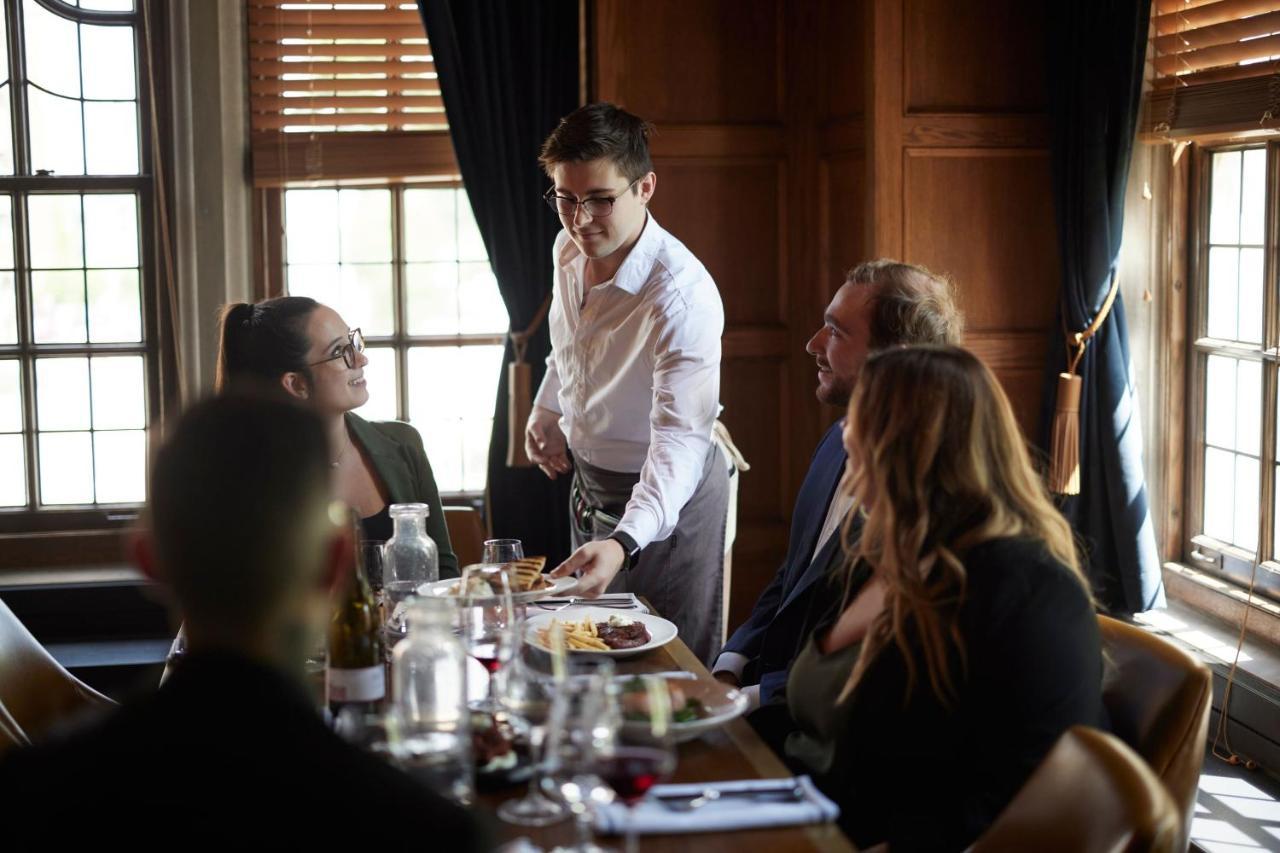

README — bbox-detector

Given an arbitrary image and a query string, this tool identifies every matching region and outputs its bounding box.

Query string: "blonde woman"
[783,345,1104,851]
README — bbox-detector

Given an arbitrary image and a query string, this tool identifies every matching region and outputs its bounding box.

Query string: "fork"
[653,784,807,812]
[533,597,637,611]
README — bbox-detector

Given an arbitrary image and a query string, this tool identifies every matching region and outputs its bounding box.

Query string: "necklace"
[331,435,351,469]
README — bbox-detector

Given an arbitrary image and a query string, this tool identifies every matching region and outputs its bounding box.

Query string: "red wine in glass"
[470,642,504,674]
[597,747,671,805]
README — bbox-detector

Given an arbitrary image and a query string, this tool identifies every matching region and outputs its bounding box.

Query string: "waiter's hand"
[525,406,572,480]
[552,538,625,597]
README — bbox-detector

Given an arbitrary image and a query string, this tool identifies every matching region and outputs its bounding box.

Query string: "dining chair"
[0,597,116,757]
[1098,615,1213,853]
[444,505,487,568]
[971,726,1180,852]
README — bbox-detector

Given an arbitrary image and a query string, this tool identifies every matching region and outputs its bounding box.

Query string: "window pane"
[458,345,503,421]
[84,194,139,267]
[358,345,397,422]
[0,85,12,175]
[403,188,457,262]
[405,262,459,335]
[84,101,139,175]
[0,272,15,344]
[338,189,391,263]
[93,430,145,503]
[1235,454,1260,553]
[407,345,500,493]
[0,195,14,268]
[80,23,136,100]
[91,356,145,429]
[285,189,340,264]
[0,359,21,431]
[1238,248,1263,345]
[1205,355,1236,442]
[87,269,142,342]
[287,264,340,309]
[31,271,87,343]
[80,0,135,10]
[23,0,81,98]
[1206,247,1238,340]
[456,190,487,262]
[1204,446,1234,544]
[36,357,90,430]
[1236,359,1261,457]
[339,264,394,338]
[1209,150,1242,245]
[0,434,25,506]
[417,415,462,493]
[1274,465,1280,563]
[1241,148,1266,245]
[28,86,84,176]
[38,431,93,504]
[28,195,84,268]
[458,262,507,334]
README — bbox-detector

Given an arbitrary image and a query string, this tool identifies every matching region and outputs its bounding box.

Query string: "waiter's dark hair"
[215,296,319,392]
[149,392,332,632]
[539,102,654,183]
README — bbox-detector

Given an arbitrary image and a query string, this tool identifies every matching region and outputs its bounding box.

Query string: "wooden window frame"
[0,0,175,571]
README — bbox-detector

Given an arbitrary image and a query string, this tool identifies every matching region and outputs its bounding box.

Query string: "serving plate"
[523,606,678,658]
[417,573,577,605]
[617,675,751,743]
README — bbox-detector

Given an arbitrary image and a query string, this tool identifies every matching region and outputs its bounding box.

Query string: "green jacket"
[345,412,458,579]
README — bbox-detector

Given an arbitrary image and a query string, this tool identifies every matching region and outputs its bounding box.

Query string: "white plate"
[619,675,751,743]
[523,607,678,658]
[417,573,577,605]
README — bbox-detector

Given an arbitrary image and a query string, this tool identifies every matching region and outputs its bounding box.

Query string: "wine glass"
[460,563,518,712]
[599,675,677,853]
[543,659,620,853]
[483,538,524,564]
[494,654,568,827]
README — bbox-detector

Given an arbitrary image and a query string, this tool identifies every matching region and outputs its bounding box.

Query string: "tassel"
[506,360,533,467]
[1048,372,1082,495]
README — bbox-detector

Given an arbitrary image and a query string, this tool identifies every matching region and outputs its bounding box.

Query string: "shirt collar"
[556,212,665,296]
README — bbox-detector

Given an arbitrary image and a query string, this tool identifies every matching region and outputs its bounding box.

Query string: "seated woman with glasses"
[215,297,457,577]
[782,345,1104,851]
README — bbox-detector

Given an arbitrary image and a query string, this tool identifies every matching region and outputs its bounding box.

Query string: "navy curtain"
[417,0,578,564]
[1040,1,1164,615]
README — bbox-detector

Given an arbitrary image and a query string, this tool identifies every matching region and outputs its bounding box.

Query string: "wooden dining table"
[478,630,856,853]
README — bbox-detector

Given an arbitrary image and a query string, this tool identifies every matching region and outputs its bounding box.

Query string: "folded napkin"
[593,775,838,835]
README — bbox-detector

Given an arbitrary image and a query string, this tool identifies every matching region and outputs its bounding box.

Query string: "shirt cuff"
[712,651,750,680]
[742,683,761,714]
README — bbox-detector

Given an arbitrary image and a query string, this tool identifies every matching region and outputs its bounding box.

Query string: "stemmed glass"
[482,538,525,564]
[543,659,620,853]
[494,652,568,827]
[460,563,518,713]
[599,675,677,853]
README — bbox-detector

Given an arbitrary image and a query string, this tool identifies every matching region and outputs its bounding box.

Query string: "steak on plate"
[596,620,651,650]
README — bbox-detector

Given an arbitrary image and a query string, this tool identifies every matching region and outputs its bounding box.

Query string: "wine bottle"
[329,512,386,717]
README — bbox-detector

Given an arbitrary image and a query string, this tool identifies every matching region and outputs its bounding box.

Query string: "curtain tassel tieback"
[1048,271,1121,496]
[506,291,554,468]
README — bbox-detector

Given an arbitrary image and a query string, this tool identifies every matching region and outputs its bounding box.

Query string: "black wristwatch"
[608,531,642,572]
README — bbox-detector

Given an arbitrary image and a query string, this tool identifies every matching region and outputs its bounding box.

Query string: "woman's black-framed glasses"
[309,328,365,369]
[543,176,641,218]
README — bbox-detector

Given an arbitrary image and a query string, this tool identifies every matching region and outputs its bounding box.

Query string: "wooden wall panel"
[903,150,1058,332]
[821,153,867,291]
[593,0,783,123]
[904,0,1046,113]
[648,161,785,327]
[719,358,789,523]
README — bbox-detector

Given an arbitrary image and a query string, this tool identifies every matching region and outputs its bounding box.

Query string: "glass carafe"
[382,502,439,644]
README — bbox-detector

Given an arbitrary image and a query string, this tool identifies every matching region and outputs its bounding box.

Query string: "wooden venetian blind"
[247,0,458,184]
[1146,0,1280,136]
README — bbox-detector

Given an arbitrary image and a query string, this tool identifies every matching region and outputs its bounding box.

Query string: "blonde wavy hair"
[838,345,1088,706]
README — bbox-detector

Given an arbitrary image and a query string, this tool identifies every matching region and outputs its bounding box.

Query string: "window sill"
[0,563,145,591]
[1162,562,1280,652]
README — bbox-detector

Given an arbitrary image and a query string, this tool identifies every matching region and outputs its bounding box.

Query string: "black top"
[361,504,393,543]
[781,536,1105,852]
[0,651,490,848]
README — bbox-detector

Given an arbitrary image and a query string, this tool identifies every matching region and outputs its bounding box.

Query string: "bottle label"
[328,665,385,702]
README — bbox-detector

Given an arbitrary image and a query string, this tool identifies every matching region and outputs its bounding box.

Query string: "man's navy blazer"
[722,419,850,704]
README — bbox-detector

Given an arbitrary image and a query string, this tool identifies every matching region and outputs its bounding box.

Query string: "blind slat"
[1153,58,1280,88]
[247,24,426,40]
[247,8,422,26]
[1153,32,1280,75]
[253,112,445,130]
[1155,0,1280,34]
[249,42,430,60]
[249,59,434,76]
[251,77,437,94]
[254,94,443,111]
[1155,10,1280,53]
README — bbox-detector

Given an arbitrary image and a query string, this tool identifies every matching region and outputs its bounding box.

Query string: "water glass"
[495,656,567,827]
[543,659,620,853]
[483,538,524,564]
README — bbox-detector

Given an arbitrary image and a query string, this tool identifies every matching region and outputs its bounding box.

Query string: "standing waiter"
[528,102,728,663]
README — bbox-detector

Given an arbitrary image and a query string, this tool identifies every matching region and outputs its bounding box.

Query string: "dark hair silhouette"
[215,296,319,393]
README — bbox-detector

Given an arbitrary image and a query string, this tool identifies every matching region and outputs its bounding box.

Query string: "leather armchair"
[0,597,115,757]
[972,726,1180,852]
[1098,615,1213,853]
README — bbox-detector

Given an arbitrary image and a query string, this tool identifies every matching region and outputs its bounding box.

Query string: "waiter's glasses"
[309,328,365,369]
[543,176,641,218]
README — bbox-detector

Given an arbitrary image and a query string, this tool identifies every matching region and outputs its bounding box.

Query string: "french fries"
[537,616,611,651]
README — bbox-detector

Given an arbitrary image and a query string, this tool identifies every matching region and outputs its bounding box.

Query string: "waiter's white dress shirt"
[533,213,723,549]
